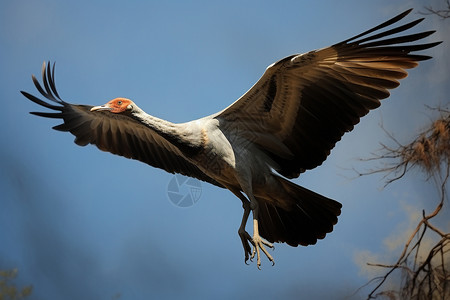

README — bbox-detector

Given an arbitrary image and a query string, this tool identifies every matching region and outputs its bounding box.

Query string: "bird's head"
[90,98,135,113]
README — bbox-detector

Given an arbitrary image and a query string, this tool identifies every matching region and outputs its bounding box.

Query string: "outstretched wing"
[22,62,223,188]
[217,9,440,178]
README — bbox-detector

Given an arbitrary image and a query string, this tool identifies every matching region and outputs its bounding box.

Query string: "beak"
[90,104,111,112]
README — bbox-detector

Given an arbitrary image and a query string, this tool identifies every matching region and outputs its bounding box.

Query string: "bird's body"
[22,9,439,268]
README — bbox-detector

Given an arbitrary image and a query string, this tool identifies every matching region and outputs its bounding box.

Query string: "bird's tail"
[255,175,342,247]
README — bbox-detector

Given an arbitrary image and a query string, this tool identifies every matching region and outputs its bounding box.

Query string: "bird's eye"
[117,100,122,105]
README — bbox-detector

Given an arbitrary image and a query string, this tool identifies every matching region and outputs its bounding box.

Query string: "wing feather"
[217,9,440,178]
[22,62,223,188]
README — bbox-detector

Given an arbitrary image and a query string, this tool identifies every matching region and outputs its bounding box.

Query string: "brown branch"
[358,107,450,299]
[355,107,450,186]
[365,164,449,299]
[419,0,450,19]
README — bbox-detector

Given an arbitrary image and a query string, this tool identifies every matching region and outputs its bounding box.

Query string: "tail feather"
[256,175,342,246]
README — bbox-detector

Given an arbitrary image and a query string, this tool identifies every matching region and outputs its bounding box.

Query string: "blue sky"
[1,0,449,299]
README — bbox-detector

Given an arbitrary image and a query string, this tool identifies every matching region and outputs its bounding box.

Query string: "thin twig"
[358,107,450,299]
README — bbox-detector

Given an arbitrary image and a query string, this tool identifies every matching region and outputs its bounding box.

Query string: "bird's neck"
[130,107,202,155]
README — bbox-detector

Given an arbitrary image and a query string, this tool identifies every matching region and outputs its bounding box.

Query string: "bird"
[22,9,440,268]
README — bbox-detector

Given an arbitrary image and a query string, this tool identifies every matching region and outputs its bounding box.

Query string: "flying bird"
[22,9,439,268]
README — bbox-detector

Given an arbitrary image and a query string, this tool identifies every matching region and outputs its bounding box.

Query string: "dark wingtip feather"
[359,31,436,48]
[21,91,63,111]
[30,111,64,119]
[23,61,68,115]
[42,61,58,102]
[342,9,414,44]
[31,74,49,101]
[334,11,441,63]
[52,123,70,132]
[351,19,426,47]
[50,62,62,100]
[27,61,63,104]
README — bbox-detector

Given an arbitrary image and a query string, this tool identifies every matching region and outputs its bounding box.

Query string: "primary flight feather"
[22,9,440,268]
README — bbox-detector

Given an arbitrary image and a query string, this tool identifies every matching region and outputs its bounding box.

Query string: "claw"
[239,229,253,265]
[236,198,276,268]
[239,228,276,268]
[250,234,275,268]
[251,245,256,260]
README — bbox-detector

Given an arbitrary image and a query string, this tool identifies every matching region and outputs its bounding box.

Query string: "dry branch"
[419,0,450,19]
[358,107,450,299]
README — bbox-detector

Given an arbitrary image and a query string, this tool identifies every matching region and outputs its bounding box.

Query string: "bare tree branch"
[419,0,450,19]
[356,107,450,299]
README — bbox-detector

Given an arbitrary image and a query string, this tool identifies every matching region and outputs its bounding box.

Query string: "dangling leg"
[226,188,253,263]
[226,185,275,268]
[248,198,275,269]
[239,199,253,263]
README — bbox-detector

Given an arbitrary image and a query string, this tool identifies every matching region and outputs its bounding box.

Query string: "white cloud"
[353,250,384,279]
[354,197,448,284]
[383,201,422,252]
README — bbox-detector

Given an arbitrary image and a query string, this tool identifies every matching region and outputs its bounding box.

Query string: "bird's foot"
[238,229,253,264]
[250,234,275,269]
[239,230,275,269]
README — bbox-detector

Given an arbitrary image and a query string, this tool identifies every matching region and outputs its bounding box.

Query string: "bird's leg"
[225,187,254,263]
[238,200,253,263]
[227,186,274,267]
[249,200,275,269]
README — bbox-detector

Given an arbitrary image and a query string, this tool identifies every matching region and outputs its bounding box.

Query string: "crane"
[22,9,440,268]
